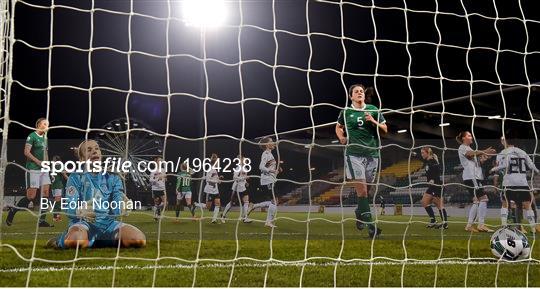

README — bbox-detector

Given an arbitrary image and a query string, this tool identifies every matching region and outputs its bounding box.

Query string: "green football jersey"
[51,174,64,190]
[337,104,385,158]
[25,131,47,170]
[176,172,191,192]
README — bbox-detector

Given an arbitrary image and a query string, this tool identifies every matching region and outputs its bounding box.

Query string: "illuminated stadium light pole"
[180,0,228,177]
[180,0,228,139]
[182,0,228,28]
[180,0,228,167]
[181,2,228,286]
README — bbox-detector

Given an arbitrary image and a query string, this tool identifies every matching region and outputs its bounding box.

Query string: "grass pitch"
[1,209,539,287]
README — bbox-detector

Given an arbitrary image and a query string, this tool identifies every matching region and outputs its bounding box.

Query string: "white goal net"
[1,0,540,287]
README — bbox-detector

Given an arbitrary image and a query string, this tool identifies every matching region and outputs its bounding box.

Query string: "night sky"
[3,0,540,192]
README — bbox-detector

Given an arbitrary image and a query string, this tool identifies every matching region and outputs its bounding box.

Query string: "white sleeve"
[233,170,240,181]
[209,170,220,184]
[149,172,157,183]
[496,153,503,165]
[492,153,507,172]
[259,153,271,173]
[523,151,539,173]
[239,171,247,181]
[458,145,469,157]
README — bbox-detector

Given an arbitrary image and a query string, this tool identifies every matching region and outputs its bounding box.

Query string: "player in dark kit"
[420,147,448,229]
[378,195,386,216]
[50,155,69,222]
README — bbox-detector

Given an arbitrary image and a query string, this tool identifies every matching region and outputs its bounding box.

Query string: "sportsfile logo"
[40,157,251,175]
[40,157,156,175]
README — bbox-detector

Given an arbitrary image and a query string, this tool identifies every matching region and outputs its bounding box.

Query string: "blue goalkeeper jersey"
[64,172,124,228]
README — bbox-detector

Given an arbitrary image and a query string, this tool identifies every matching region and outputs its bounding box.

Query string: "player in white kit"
[247,137,281,228]
[456,131,496,233]
[221,156,252,223]
[490,131,540,233]
[204,153,223,224]
[149,156,167,221]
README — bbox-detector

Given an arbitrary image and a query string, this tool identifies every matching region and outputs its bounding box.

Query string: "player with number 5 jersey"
[336,84,387,238]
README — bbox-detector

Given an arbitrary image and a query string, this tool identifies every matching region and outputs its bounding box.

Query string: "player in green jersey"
[51,155,69,222]
[336,84,387,238]
[175,163,196,221]
[6,118,53,227]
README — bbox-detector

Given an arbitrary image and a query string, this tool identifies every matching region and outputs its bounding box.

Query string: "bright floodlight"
[182,0,227,28]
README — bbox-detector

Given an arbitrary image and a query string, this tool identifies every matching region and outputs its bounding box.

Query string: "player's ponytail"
[73,144,82,160]
[430,150,439,164]
[74,140,86,160]
[421,147,439,164]
[455,131,469,144]
[259,137,274,150]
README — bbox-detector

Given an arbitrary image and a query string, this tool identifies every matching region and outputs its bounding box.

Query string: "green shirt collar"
[350,103,367,111]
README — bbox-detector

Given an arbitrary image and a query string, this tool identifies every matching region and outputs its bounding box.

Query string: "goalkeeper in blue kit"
[47,140,145,249]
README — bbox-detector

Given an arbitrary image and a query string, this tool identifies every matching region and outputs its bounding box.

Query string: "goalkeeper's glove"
[76,203,96,223]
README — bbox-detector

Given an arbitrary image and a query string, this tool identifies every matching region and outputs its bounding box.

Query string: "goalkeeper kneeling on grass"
[47,140,146,249]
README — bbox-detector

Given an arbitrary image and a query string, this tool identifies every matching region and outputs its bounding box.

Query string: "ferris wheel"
[95,118,163,189]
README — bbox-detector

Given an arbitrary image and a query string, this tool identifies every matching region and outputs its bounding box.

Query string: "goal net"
[1,0,539,287]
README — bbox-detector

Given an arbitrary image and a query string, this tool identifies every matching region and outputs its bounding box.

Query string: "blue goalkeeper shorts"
[57,219,123,248]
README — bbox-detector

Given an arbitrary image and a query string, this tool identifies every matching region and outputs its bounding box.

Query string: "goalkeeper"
[336,84,387,238]
[47,140,146,249]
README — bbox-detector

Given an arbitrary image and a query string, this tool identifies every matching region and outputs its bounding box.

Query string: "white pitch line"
[1,231,306,236]
[1,260,538,273]
[1,231,495,238]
